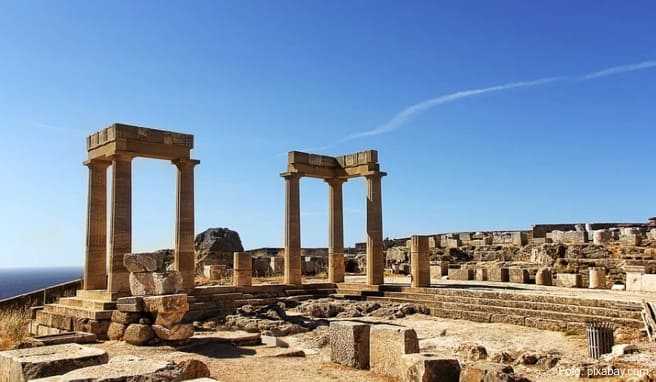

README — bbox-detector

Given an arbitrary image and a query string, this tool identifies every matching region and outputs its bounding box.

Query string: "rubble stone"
[107,322,126,341]
[123,324,154,346]
[400,353,460,382]
[535,268,552,286]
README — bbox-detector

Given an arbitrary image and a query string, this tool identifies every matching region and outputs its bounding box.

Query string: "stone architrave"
[366,173,385,285]
[410,236,430,287]
[0,344,108,382]
[233,252,252,287]
[108,154,132,294]
[329,321,370,369]
[283,173,302,285]
[370,324,419,377]
[173,158,199,291]
[327,178,346,283]
[123,252,165,273]
[83,160,110,290]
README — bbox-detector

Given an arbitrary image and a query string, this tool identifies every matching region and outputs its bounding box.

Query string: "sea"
[0,267,83,300]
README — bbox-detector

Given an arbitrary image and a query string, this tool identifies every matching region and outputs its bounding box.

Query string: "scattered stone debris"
[224,302,325,336]
[297,298,427,320]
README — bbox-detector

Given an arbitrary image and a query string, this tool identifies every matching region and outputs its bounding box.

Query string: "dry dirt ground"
[92,312,656,382]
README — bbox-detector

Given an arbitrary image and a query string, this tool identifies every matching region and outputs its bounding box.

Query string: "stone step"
[381,285,642,311]
[336,283,381,292]
[43,303,113,321]
[285,288,335,296]
[330,293,366,300]
[76,289,123,301]
[187,292,243,303]
[58,297,116,311]
[232,298,278,307]
[367,296,643,329]
[379,291,642,320]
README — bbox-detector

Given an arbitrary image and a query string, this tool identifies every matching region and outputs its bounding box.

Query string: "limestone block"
[488,267,509,282]
[448,267,473,281]
[111,311,141,325]
[233,252,252,287]
[400,353,460,382]
[509,268,529,284]
[142,294,189,313]
[129,271,183,296]
[370,325,419,377]
[588,267,606,289]
[535,268,552,286]
[203,264,228,280]
[32,356,209,382]
[116,296,144,312]
[329,321,370,369]
[620,232,641,246]
[649,229,656,241]
[626,267,645,292]
[593,230,611,245]
[475,268,488,281]
[446,238,461,249]
[641,274,656,292]
[511,232,528,246]
[123,252,165,273]
[123,324,154,346]
[0,344,108,382]
[556,273,582,288]
[152,323,194,341]
[550,230,587,244]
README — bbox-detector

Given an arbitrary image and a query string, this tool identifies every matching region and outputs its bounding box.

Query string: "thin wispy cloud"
[342,60,656,142]
[33,122,87,135]
[580,60,656,80]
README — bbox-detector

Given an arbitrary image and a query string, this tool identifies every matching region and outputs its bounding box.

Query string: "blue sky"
[0,1,655,268]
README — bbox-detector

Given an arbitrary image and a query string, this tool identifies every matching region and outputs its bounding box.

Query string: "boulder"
[123,252,165,273]
[31,356,209,382]
[195,227,244,270]
[401,353,460,382]
[107,322,126,341]
[152,324,194,341]
[370,324,419,377]
[329,321,370,369]
[123,324,154,346]
[154,310,187,328]
[129,272,183,296]
[0,344,108,382]
[110,311,141,325]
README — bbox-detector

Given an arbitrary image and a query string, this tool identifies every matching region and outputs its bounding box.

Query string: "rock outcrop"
[194,228,244,271]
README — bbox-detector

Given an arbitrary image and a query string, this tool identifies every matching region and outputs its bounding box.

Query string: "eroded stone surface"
[0,344,108,382]
[123,324,154,346]
[370,324,419,377]
[142,294,189,313]
[123,252,165,273]
[329,321,370,369]
[400,353,460,382]
[129,272,183,296]
[152,324,194,341]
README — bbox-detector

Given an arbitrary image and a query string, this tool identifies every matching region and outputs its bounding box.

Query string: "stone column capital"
[281,171,301,180]
[172,158,200,169]
[324,177,347,186]
[364,171,387,179]
[108,153,134,162]
[83,159,111,169]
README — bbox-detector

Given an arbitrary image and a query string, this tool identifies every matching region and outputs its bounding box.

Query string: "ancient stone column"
[233,252,252,287]
[173,158,200,290]
[327,178,346,283]
[283,173,302,285]
[366,173,384,285]
[410,235,430,287]
[589,267,606,289]
[83,160,110,290]
[108,154,132,294]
